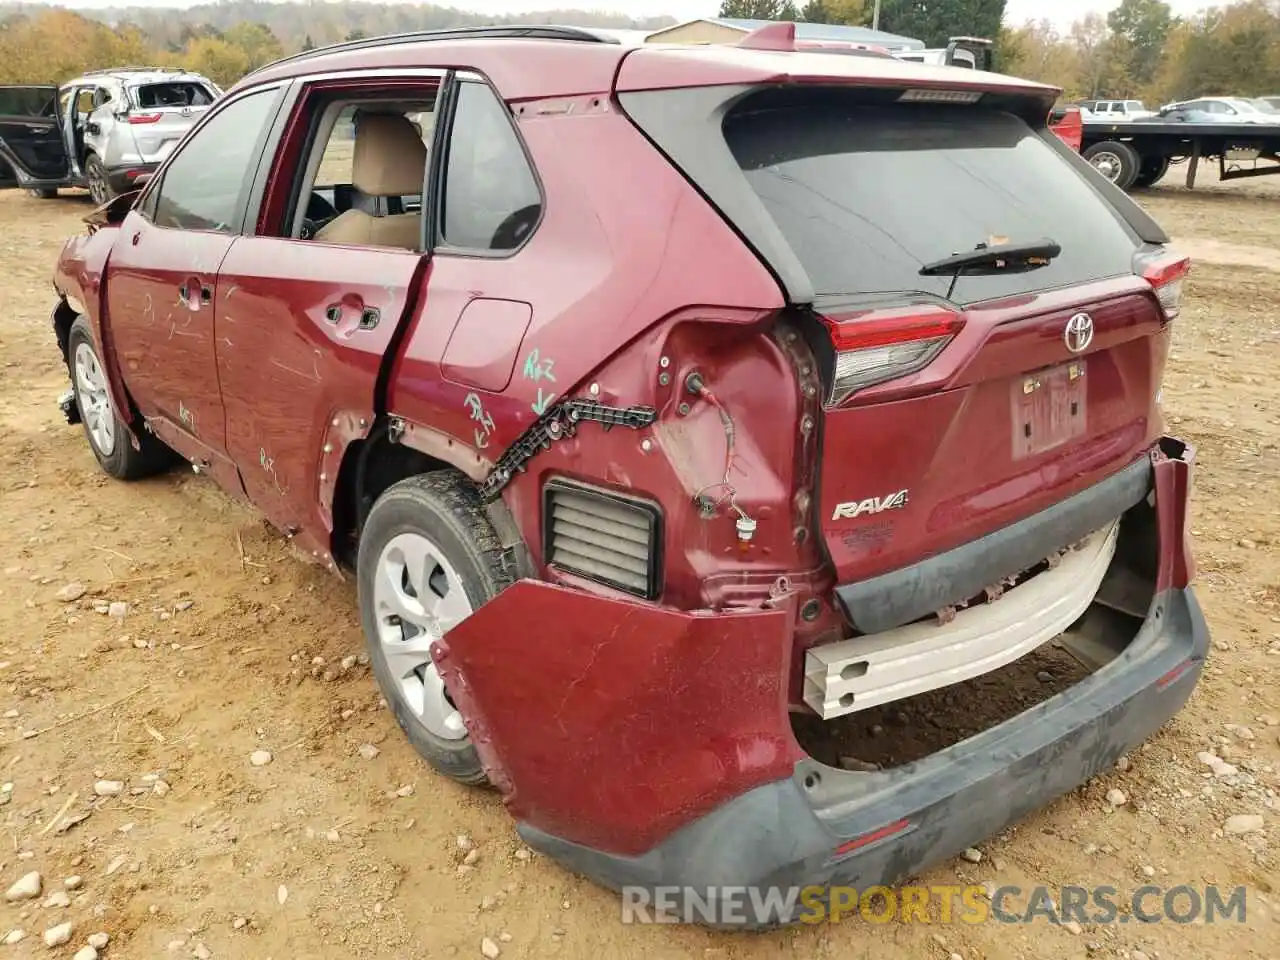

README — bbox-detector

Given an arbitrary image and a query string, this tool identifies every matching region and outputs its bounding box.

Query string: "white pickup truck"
[1079,99,1157,120]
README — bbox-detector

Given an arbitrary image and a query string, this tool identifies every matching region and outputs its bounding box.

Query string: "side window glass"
[153,88,279,233]
[75,89,95,116]
[94,88,112,109]
[315,105,359,188]
[441,81,541,252]
[293,93,437,248]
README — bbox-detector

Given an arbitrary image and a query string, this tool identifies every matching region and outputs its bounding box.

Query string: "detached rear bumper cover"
[436,439,1204,915]
[520,586,1206,915]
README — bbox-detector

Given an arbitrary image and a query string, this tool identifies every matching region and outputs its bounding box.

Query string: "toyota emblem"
[1064,312,1094,353]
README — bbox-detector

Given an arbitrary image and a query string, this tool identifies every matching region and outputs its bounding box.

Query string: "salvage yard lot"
[0,170,1277,959]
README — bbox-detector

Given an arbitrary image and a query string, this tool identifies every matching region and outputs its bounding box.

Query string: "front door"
[0,85,67,188]
[214,83,440,552]
[104,84,286,493]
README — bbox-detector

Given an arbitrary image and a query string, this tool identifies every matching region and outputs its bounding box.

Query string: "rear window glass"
[724,102,1137,304]
[133,82,215,109]
[0,87,56,118]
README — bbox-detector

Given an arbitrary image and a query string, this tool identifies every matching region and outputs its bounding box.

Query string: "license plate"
[1012,360,1087,459]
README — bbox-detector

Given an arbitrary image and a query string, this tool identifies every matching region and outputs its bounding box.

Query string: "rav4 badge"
[832,489,909,521]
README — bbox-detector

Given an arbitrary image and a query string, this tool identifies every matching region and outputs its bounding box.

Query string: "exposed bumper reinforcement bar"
[805,520,1120,718]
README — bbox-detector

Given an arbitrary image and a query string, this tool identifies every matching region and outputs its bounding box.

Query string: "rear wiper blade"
[919,238,1062,277]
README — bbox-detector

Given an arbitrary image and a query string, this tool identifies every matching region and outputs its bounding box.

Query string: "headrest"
[351,112,427,197]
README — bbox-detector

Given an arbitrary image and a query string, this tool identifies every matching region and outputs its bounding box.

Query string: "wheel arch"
[329,417,534,579]
[54,232,144,445]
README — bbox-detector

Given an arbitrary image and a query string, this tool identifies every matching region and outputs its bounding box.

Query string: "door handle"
[178,282,212,306]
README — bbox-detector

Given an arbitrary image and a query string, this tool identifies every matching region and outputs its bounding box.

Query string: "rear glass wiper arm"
[919,238,1062,277]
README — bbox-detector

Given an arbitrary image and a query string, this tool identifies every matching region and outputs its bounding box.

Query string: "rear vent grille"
[543,480,662,600]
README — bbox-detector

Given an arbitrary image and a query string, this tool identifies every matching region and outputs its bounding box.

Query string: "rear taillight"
[821,305,964,404]
[1142,253,1191,321]
[128,113,163,125]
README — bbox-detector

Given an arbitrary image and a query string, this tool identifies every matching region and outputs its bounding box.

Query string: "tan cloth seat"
[314,112,426,250]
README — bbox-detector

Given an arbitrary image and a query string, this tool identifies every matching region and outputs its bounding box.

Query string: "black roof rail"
[252,25,619,77]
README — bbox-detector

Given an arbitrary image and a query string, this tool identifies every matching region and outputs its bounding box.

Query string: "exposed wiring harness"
[687,372,756,539]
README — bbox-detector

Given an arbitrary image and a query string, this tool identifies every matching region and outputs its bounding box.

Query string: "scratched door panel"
[105,209,234,452]
[214,236,422,545]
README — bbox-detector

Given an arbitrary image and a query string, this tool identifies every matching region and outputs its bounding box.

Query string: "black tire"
[67,316,173,480]
[85,154,114,206]
[1083,140,1141,190]
[1132,155,1170,189]
[357,470,515,786]
[27,187,58,199]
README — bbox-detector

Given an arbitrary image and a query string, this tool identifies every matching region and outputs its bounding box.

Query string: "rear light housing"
[821,304,964,404]
[127,112,163,125]
[1141,252,1191,320]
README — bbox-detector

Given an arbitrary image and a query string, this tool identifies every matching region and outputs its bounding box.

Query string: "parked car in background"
[1262,95,1280,110]
[1157,96,1278,123]
[1077,99,1156,120]
[0,67,221,204]
[1154,104,1220,123]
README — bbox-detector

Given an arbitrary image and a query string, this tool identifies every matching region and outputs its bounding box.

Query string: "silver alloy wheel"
[74,341,116,456]
[1090,150,1123,182]
[87,163,110,206]
[372,532,474,740]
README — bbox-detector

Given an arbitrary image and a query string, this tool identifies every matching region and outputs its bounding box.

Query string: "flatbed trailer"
[1081,118,1280,191]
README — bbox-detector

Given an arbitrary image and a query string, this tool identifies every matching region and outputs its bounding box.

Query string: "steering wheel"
[489,204,541,250]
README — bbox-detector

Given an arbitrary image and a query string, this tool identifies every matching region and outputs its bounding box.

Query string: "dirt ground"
[0,163,1277,960]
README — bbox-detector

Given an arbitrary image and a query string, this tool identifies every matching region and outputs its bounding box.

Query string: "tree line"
[0,0,1276,101]
[722,0,1280,102]
[0,1,675,87]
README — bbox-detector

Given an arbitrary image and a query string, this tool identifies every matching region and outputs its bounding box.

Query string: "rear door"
[213,75,442,553]
[718,96,1165,585]
[0,85,67,187]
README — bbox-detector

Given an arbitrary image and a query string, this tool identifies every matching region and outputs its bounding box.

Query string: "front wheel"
[357,471,515,786]
[67,316,172,480]
[85,154,114,206]
[1083,141,1140,190]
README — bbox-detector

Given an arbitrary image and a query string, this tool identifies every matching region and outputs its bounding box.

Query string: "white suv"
[0,68,221,204]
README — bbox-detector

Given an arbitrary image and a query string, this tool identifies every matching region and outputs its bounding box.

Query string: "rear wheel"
[67,316,172,480]
[85,154,113,206]
[358,471,515,786]
[1083,141,1140,190]
[1132,155,1170,189]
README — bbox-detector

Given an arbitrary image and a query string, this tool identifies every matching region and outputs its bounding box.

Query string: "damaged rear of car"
[431,45,1207,923]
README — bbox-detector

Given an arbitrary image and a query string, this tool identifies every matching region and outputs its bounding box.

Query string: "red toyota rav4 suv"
[46,25,1205,923]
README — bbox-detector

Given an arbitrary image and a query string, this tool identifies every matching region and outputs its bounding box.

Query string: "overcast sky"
[44,0,1211,31]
